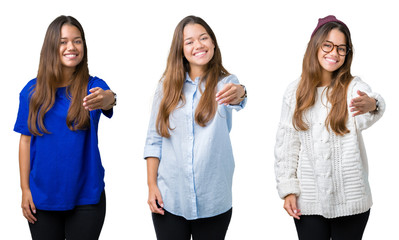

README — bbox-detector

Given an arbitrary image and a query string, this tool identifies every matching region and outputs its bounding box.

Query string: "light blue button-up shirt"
[144,73,246,220]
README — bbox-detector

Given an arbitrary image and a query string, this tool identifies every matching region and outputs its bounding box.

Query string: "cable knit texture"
[275,77,385,218]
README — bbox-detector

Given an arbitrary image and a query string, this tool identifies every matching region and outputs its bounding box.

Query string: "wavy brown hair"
[28,15,90,136]
[293,22,353,135]
[156,15,229,138]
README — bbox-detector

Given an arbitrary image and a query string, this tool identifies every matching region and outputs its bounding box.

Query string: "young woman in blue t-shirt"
[14,15,116,240]
[144,15,247,240]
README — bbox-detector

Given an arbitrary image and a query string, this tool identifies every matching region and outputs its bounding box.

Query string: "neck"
[319,70,332,87]
[59,67,75,87]
[189,65,205,82]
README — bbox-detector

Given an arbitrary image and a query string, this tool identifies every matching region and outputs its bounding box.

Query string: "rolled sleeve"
[143,83,163,160]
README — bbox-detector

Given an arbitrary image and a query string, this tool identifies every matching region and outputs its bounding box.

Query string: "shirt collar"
[185,72,200,84]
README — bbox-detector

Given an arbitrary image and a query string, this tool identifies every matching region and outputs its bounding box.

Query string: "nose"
[67,41,76,51]
[194,39,204,49]
[330,45,339,56]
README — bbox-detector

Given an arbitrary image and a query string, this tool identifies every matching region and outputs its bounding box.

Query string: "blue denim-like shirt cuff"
[226,96,247,111]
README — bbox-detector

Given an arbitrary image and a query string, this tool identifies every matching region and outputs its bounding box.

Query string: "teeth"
[65,54,77,57]
[195,52,206,57]
[325,58,337,63]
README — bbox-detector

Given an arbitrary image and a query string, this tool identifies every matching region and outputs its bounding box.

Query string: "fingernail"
[294,210,297,214]
[33,210,36,214]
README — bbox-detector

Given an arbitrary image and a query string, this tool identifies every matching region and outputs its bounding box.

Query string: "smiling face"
[317,28,346,76]
[59,24,84,72]
[183,23,215,76]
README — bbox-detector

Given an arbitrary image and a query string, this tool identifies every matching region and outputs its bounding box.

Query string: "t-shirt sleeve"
[88,76,113,118]
[14,81,35,136]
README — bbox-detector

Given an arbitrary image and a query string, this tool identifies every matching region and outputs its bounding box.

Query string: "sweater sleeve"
[349,77,385,131]
[274,81,301,199]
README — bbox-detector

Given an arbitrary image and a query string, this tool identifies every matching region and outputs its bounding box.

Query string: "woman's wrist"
[101,90,116,110]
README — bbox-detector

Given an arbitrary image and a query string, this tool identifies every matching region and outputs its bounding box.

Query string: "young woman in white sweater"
[274,15,385,240]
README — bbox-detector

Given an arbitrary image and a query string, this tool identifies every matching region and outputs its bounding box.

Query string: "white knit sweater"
[274,77,385,218]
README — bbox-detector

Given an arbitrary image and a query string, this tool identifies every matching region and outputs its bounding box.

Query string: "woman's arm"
[146,157,164,215]
[144,83,165,215]
[19,134,37,224]
[275,82,301,201]
[349,79,385,130]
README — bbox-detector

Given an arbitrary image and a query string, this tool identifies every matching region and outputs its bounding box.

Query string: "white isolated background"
[0,0,397,239]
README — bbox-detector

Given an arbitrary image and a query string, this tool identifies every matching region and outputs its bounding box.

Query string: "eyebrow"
[184,33,208,41]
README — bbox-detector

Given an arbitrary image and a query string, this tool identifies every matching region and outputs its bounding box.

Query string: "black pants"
[152,208,232,240]
[294,209,370,240]
[28,191,106,240]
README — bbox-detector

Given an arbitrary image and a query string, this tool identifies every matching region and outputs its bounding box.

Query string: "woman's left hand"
[83,88,115,111]
[350,90,377,117]
[216,83,245,105]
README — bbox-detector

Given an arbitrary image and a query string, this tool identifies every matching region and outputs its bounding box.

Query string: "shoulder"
[88,76,106,86]
[350,76,365,86]
[19,78,37,98]
[88,76,110,90]
[348,76,372,93]
[285,78,300,92]
[220,74,239,84]
[282,78,300,103]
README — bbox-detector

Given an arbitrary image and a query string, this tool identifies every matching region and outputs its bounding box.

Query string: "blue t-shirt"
[14,76,112,211]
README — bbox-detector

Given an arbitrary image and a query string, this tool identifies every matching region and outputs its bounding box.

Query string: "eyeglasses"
[321,41,351,56]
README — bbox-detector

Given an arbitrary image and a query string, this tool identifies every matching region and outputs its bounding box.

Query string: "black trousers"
[28,191,106,240]
[294,209,370,240]
[152,208,232,240]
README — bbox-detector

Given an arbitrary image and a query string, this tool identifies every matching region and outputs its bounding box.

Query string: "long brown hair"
[293,22,353,135]
[28,15,90,136]
[156,15,229,138]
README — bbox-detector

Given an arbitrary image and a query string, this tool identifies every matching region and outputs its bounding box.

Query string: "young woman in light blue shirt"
[144,15,247,240]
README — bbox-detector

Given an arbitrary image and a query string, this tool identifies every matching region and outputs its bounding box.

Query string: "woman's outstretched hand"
[83,88,115,111]
[216,83,245,105]
[350,90,377,116]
